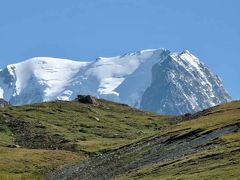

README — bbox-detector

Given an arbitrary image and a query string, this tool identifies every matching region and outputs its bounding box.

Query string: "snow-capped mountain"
[0,49,231,114]
[0,57,90,105]
[140,50,231,114]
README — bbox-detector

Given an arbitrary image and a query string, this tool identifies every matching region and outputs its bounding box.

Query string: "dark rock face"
[0,98,11,107]
[140,53,231,115]
[77,95,97,104]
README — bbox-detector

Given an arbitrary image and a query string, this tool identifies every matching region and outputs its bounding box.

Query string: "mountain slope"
[0,49,169,104]
[49,101,240,180]
[0,49,231,114]
[0,57,90,104]
[141,50,231,114]
[0,98,239,179]
[0,96,169,179]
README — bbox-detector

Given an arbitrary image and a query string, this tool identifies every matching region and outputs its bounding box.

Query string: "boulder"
[77,95,97,104]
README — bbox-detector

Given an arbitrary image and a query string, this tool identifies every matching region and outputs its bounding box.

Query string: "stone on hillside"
[93,116,100,121]
[77,95,97,104]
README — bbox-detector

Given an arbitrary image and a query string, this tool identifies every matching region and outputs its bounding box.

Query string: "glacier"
[0,49,231,114]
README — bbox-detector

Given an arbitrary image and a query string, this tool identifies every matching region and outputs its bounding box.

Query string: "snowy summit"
[0,49,231,114]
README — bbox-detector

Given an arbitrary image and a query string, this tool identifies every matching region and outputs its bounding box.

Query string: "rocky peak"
[140,53,231,115]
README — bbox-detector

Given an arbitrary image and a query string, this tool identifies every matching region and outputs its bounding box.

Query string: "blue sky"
[0,0,239,99]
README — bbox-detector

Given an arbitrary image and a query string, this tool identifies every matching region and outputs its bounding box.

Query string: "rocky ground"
[49,124,239,180]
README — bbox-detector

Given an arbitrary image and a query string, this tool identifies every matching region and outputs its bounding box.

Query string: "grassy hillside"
[49,101,240,180]
[0,98,170,179]
[118,101,240,180]
[0,98,239,179]
[0,147,85,179]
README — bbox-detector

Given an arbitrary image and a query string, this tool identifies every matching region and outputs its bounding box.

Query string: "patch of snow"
[86,49,161,99]
[179,50,204,76]
[57,90,73,101]
[98,77,125,96]
[0,87,3,98]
